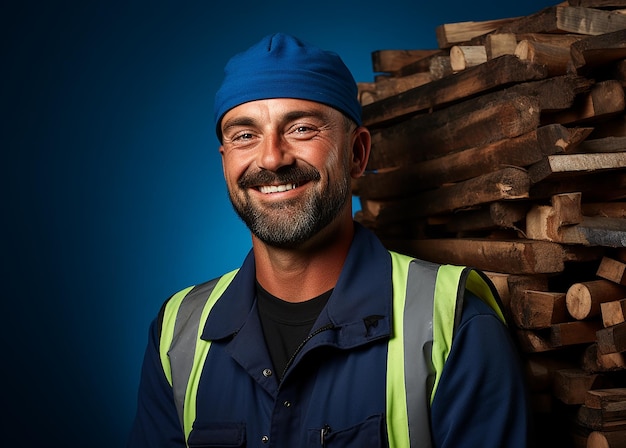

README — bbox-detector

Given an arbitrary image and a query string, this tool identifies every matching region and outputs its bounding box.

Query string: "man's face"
[219,98,356,249]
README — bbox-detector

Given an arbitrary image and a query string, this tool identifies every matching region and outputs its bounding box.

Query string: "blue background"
[4,0,552,445]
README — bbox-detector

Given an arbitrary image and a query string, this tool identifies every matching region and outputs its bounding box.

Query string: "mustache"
[238,165,321,189]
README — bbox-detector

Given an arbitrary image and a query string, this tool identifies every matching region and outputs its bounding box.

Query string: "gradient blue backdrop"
[4,0,553,445]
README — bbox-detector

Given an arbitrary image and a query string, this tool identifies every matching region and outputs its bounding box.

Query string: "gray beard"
[229,174,351,249]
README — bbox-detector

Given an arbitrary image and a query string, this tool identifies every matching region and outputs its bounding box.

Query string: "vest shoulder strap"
[159,269,238,441]
[387,251,505,447]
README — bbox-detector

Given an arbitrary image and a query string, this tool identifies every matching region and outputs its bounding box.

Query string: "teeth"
[259,183,297,194]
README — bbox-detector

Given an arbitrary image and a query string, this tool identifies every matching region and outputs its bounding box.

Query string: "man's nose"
[256,134,296,171]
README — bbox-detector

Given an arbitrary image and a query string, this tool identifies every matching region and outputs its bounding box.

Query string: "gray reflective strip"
[167,278,220,429]
[404,258,439,448]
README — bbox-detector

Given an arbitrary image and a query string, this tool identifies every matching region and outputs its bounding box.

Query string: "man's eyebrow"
[283,109,329,123]
[221,116,257,134]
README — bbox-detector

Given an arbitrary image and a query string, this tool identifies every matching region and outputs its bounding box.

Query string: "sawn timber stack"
[354,1,626,446]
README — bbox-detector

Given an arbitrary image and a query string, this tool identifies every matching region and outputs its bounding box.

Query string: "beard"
[228,164,351,249]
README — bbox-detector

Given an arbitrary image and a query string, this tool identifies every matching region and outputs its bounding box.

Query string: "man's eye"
[234,132,253,141]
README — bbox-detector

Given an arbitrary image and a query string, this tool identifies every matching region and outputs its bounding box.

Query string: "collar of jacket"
[200,222,393,348]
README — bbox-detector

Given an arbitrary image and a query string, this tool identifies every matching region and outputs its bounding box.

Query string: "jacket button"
[262,368,272,377]
[283,400,291,407]
[261,435,269,443]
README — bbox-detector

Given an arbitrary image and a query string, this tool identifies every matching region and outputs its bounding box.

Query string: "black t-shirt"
[256,281,332,379]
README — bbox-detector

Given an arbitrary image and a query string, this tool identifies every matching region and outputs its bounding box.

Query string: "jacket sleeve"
[430,291,532,448]
[127,317,186,448]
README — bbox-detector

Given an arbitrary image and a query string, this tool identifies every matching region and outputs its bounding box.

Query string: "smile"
[258,183,298,194]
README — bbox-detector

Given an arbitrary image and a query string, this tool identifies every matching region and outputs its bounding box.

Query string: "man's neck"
[252,218,355,303]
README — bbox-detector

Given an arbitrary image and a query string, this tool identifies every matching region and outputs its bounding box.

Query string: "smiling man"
[128,33,531,447]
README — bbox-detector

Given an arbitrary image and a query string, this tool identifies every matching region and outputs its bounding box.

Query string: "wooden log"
[515,39,574,77]
[601,299,626,327]
[598,257,626,285]
[554,368,602,405]
[383,238,565,274]
[436,16,522,49]
[567,279,626,320]
[361,54,547,129]
[512,290,568,329]
[449,45,487,71]
[498,6,626,36]
[587,430,626,448]
[578,406,626,431]
[428,55,453,80]
[370,49,442,74]
[598,321,626,354]
[485,33,518,59]
[526,192,584,242]
[582,343,626,373]
[545,80,626,126]
[571,29,626,72]
[368,94,541,169]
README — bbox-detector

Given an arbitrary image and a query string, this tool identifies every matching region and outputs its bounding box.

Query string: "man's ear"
[350,126,371,178]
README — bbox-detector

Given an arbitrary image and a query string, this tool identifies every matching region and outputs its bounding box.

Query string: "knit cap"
[213,33,362,138]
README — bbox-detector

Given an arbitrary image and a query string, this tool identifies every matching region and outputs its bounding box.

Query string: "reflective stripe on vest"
[159,252,505,446]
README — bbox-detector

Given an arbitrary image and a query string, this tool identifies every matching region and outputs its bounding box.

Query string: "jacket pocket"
[187,421,246,448]
[308,414,388,447]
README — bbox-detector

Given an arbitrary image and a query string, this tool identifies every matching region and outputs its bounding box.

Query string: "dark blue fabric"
[127,224,530,447]
[213,33,362,137]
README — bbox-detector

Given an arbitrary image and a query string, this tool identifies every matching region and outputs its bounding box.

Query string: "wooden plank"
[528,152,626,184]
[598,257,626,285]
[370,49,441,74]
[571,29,626,71]
[598,321,626,354]
[526,192,584,242]
[361,54,547,128]
[529,171,626,202]
[582,343,626,373]
[577,137,626,154]
[435,16,522,49]
[554,368,601,405]
[485,33,518,59]
[368,94,541,169]
[382,238,565,274]
[516,329,554,353]
[378,167,529,221]
[568,0,626,6]
[444,202,529,233]
[544,80,626,126]
[602,299,626,327]
[560,216,626,247]
[498,6,626,36]
[577,405,626,431]
[583,202,626,219]
[551,320,604,346]
[356,124,586,199]
[515,39,574,77]
[358,72,432,105]
[511,290,568,329]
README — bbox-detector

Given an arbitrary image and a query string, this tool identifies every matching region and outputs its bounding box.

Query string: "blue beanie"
[214,33,362,138]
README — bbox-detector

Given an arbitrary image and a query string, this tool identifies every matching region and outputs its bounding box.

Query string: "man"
[128,33,530,447]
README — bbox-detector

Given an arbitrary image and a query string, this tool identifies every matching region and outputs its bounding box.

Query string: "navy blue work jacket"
[128,224,530,447]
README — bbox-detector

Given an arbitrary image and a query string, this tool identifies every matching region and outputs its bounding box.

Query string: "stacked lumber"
[354,1,626,446]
